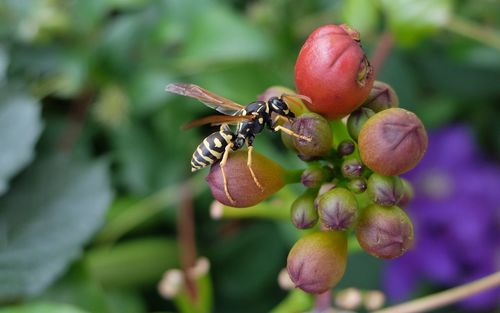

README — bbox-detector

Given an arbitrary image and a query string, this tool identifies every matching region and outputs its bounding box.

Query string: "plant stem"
[313,290,332,313]
[445,16,500,51]
[330,119,351,149]
[373,271,500,313]
[285,168,304,184]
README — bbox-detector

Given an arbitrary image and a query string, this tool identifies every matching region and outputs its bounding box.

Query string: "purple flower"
[383,125,500,311]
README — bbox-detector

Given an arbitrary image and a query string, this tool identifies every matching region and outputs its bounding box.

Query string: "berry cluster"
[207,24,428,295]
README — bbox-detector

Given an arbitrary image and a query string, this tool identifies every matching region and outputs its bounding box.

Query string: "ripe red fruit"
[294,24,374,119]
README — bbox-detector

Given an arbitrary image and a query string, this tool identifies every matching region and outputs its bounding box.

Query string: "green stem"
[330,119,351,149]
[95,177,205,245]
[270,289,313,313]
[285,168,305,184]
[445,16,500,51]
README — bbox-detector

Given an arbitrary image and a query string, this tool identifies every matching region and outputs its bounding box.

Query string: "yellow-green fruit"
[287,231,347,294]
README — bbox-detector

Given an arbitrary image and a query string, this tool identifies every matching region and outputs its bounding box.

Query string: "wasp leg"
[271,115,312,142]
[220,143,236,204]
[247,145,264,192]
[274,125,312,142]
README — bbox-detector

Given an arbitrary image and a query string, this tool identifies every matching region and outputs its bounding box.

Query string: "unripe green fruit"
[347,177,367,194]
[362,81,399,112]
[355,205,414,259]
[398,178,414,207]
[341,158,363,178]
[358,108,428,175]
[367,173,404,207]
[347,107,375,141]
[291,112,333,160]
[301,166,333,188]
[290,191,319,229]
[317,188,358,230]
[287,231,347,294]
[206,150,285,207]
[337,140,356,157]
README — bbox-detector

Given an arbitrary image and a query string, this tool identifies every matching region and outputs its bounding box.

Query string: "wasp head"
[268,97,295,119]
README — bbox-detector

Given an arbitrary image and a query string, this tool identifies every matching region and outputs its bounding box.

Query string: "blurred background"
[0,0,499,312]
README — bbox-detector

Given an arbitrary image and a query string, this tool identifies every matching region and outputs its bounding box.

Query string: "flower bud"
[317,188,358,230]
[347,177,367,194]
[341,158,363,178]
[301,166,333,188]
[355,205,414,259]
[347,107,375,141]
[398,178,414,207]
[337,140,355,157]
[362,81,399,112]
[358,108,428,175]
[291,112,333,160]
[206,150,285,207]
[287,231,347,294]
[367,173,404,207]
[258,86,309,117]
[290,191,319,229]
[295,24,374,119]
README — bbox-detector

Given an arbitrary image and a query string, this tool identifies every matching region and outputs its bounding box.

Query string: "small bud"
[363,290,386,310]
[287,231,347,294]
[301,166,333,188]
[335,288,363,310]
[291,112,333,160]
[206,150,285,207]
[358,108,428,175]
[258,86,309,117]
[341,158,363,178]
[398,178,414,207]
[337,140,355,157]
[317,188,358,230]
[291,191,319,229]
[347,107,375,141]
[362,81,399,112]
[347,177,367,194]
[367,173,404,207]
[355,205,414,259]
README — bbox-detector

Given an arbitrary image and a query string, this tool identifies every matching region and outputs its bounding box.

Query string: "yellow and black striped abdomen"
[191,130,233,172]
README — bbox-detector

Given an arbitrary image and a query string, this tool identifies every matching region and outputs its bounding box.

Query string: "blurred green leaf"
[104,289,147,313]
[381,0,453,46]
[0,91,42,195]
[179,5,276,68]
[0,302,90,313]
[85,237,178,288]
[0,155,112,301]
[36,263,109,313]
[0,45,7,83]
[342,0,379,36]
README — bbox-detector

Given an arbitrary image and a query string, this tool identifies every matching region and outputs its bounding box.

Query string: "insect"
[166,83,311,204]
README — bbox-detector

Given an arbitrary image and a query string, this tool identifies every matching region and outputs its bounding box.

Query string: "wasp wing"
[182,114,254,130]
[166,83,244,116]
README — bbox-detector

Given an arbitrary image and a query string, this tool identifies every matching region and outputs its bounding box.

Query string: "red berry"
[294,24,374,119]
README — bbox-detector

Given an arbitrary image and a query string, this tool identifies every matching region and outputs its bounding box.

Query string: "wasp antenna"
[282,93,312,104]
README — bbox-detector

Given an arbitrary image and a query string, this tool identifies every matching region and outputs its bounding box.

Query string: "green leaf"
[381,0,453,46]
[179,5,275,68]
[0,302,90,313]
[0,155,113,301]
[85,237,178,288]
[0,91,43,195]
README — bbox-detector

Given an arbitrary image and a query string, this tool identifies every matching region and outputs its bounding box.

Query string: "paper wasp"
[166,83,311,204]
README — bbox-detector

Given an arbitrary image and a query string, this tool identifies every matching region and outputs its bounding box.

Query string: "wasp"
[166,83,311,204]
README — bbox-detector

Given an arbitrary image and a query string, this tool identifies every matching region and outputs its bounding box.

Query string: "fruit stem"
[285,168,305,184]
[330,119,351,149]
[373,271,500,313]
